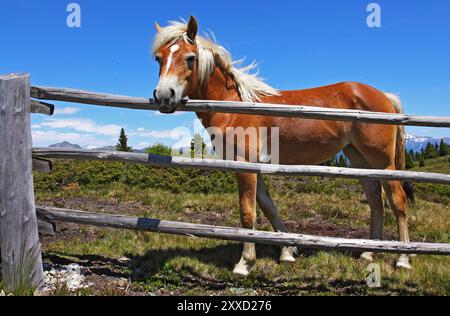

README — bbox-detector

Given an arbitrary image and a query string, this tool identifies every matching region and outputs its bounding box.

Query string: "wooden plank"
[30,100,54,116]
[0,74,44,292]
[37,220,55,236]
[31,148,450,185]
[31,86,152,110]
[32,158,52,173]
[35,206,450,255]
[30,85,450,127]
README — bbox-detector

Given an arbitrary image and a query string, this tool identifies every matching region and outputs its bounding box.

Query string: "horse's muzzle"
[159,104,177,114]
[153,89,178,114]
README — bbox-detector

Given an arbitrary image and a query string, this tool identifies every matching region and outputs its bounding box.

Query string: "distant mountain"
[405,134,450,152]
[48,141,82,149]
[132,148,147,153]
[95,146,116,151]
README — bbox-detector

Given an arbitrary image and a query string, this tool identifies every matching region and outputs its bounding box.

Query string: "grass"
[36,178,449,295]
[2,157,449,296]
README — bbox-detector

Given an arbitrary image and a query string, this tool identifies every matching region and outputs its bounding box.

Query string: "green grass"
[2,157,448,296]
[411,156,450,205]
[37,180,449,296]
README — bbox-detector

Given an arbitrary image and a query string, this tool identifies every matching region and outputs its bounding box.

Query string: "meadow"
[2,156,449,296]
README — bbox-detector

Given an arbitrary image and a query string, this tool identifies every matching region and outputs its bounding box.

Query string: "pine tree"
[408,149,415,161]
[337,155,348,168]
[419,156,426,167]
[116,128,132,152]
[439,139,449,157]
[424,142,438,159]
[414,151,421,161]
[405,151,415,169]
[323,158,336,166]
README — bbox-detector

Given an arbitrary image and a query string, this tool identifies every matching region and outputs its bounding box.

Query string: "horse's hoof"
[279,246,297,263]
[233,258,255,277]
[360,252,374,262]
[396,255,412,270]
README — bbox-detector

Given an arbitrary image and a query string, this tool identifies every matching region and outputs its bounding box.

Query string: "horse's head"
[153,16,199,113]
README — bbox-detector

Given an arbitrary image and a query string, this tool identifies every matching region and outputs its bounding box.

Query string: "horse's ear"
[154,21,162,33]
[187,16,198,42]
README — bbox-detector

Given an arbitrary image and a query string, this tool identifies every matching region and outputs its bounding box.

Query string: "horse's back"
[262,81,395,114]
[256,81,398,165]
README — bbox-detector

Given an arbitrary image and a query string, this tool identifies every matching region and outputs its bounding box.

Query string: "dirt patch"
[38,196,400,296]
[285,217,397,240]
[38,197,149,216]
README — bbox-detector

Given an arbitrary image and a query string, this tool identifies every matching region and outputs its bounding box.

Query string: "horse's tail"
[384,92,415,205]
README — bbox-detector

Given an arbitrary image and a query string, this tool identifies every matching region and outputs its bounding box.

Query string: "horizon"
[1,0,449,148]
[47,131,450,152]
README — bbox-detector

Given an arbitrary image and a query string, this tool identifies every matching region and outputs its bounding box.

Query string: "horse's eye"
[186,55,196,70]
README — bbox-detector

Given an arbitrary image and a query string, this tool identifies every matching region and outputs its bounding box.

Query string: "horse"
[151,16,414,276]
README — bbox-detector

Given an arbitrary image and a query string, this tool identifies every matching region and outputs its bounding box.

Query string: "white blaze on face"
[165,44,180,76]
[155,43,185,104]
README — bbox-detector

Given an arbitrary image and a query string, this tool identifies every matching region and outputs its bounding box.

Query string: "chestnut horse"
[152,16,413,276]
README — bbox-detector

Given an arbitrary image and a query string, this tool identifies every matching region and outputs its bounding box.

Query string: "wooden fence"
[1,73,450,292]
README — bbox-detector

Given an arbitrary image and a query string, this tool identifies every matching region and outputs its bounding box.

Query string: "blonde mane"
[152,20,280,102]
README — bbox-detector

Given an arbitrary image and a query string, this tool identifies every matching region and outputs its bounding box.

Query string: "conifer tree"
[424,142,438,159]
[439,139,449,157]
[405,151,415,169]
[419,156,426,167]
[116,128,132,152]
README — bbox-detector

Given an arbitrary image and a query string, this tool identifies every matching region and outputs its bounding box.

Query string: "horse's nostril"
[170,88,175,98]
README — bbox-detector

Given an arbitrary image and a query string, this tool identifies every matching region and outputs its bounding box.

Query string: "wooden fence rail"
[31,86,450,127]
[36,206,450,255]
[32,148,450,185]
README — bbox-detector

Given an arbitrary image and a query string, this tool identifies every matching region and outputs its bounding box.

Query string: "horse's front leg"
[233,173,257,276]
[256,174,297,263]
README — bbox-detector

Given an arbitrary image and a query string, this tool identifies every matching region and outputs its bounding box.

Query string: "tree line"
[115,128,207,158]
[405,139,450,169]
[115,128,449,169]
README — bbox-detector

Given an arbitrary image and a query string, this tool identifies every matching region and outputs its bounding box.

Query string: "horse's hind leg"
[381,180,412,269]
[234,173,257,276]
[352,146,412,269]
[256,174,297,263]
[344,146,385,262]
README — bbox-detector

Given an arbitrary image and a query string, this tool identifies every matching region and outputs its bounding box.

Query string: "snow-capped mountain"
[405,133,450,152]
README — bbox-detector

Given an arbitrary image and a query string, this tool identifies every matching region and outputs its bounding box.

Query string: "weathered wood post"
[0,73,44,293]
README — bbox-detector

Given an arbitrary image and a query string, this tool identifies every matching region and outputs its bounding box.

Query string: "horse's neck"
[193,67,240,127]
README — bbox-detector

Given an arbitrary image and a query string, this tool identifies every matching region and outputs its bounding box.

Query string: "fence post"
[0,73,44,293]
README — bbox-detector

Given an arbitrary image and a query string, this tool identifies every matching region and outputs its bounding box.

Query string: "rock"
[42,263,92,292]
[229,287,246,295]
[118,257,131,263]
[117,278,128,288]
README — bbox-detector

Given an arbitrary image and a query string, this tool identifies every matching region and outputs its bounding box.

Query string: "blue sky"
[1,0,449,148]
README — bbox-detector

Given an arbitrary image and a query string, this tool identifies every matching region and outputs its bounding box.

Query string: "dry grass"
[2,157,449,296]
[36,178,450,296]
